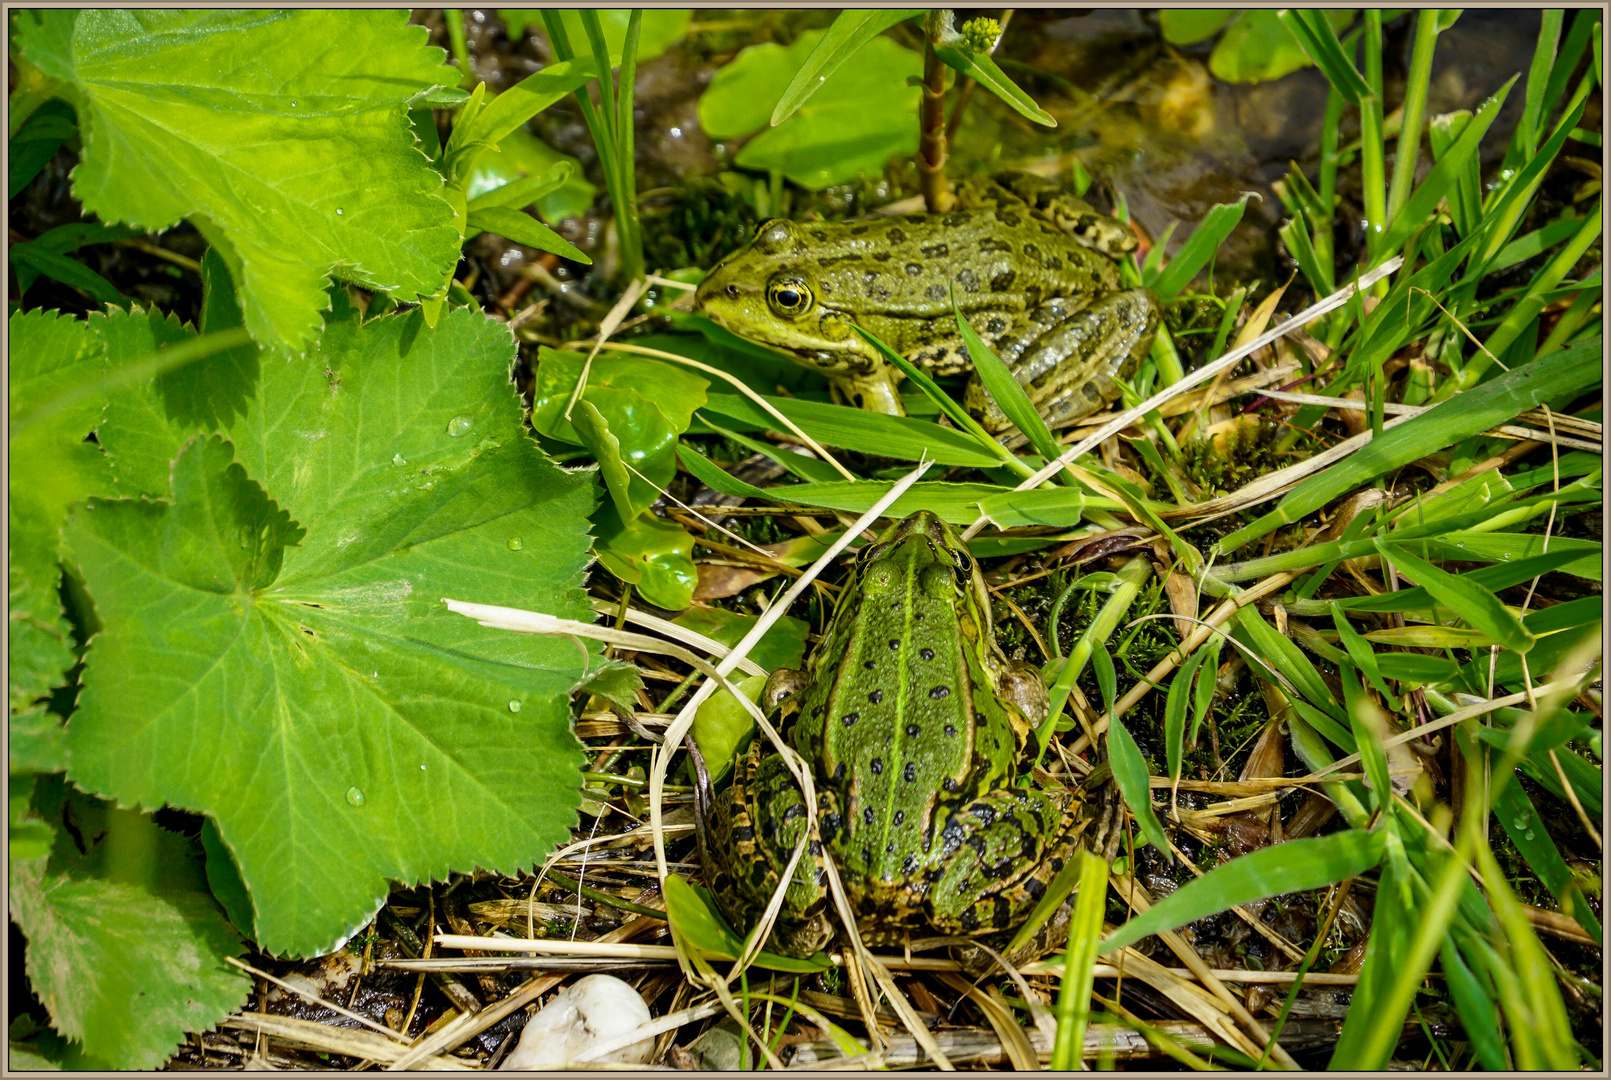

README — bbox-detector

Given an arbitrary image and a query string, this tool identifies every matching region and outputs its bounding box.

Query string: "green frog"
[696,511,1115,969]
[694,172,1161,434]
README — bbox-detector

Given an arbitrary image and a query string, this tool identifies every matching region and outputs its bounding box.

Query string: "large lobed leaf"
[15,9,462,355]
[67,304,605,956]
[10,787,248,1069]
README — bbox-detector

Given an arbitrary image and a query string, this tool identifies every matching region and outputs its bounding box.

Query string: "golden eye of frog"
[694,172,1161,434]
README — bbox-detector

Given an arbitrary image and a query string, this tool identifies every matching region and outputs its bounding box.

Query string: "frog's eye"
[949,546,974,575]
[767,276,814,318]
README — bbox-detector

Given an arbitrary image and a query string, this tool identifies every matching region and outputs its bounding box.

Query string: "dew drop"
[392,452,407,466]
[1512,813,1531,830]
[335,207,345,216]
[508,700,522,713]
[507,538,523,551]
[447,414,474,437]
[345,786,366,807]
[1524,830,1535,841]
[420,763,427,771]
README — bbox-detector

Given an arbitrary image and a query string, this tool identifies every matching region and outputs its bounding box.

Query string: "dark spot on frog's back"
[885,227,906,244]
[868,689,883,704]
[996,210,1021,228]
[1022,243,1041,261]
[921,242,949,258]
[991,269,1016,292]
[986,316,1006,334]
[1042,254,1062,271]
[942,211,969,228]
[955,269,979,294]
[904,262,922,277]
[850,224,870,235]
[873,250,892,262]
[979,237,1012,254]
[926,284,946,301]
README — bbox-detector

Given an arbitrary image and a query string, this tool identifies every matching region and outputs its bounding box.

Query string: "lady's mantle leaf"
[9,791,248,1069]
[69,307,604,957]
[14,9,462,355]
[8,310,111,714]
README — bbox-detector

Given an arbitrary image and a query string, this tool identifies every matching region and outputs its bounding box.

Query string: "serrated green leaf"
[8,310,112,712]
[1107,717,1170,857]
[466,205,592,263]
[768,9,923,126]
[1101,830,1385,953]
[70,307,602,956]
[9,795,248,1068]
[593,502,697,611]
[702,30,921,191]
[15,9,464,354]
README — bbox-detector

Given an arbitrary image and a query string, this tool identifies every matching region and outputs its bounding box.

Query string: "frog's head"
[695,220,869,367]
[851,511,992,621]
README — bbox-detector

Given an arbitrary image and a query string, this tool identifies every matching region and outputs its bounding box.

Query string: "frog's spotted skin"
[700,511,1110,967]
[694,172,1161,432]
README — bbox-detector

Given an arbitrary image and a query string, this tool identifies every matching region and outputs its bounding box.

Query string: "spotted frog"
[694,172,1161,434]
[697,511,1115,969]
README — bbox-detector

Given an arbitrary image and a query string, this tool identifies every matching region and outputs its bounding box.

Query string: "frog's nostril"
[725,284,739,298]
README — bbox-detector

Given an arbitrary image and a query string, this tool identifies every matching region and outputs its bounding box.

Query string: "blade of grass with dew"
[1102,830,1386,953]
[1216,334,1602,553]
[1107,717,1170,858]
[769,9,924,126]
[1373,539,1534,652]
[1050,851,1111,1070]
[1385,10,1444,226]
[953,288,1065,466]
[1145,194,1251,302]
[1420,530,1600,582]
[698,391,1004,469]
[1493,781,1603,944]
[1377,75,1516,256]
[1430,109,1483,239]
[850,324,1033,479]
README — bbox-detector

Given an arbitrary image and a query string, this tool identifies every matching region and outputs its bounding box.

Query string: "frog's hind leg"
[963,288,1161,436]
[707,744,836,956]
[990,171,1139,256]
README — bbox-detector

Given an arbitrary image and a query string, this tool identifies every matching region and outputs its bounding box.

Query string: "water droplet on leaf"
[447,414,474,437]
[345,787,366,807]
[393,453,407,466]
[507,538,523,551]
[508,700,522,713]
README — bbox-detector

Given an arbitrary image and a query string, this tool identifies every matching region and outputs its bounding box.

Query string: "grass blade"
[1049,851,1110,1070]
[698,391,1002,468]
[1374,540,1534,652]
[1385,10,1443,226]
[1102,830,1386,953]
[1217,335,1602,553]
[465,207,591,263]
[932,40,1054,127]
[769,9,923,126]
[1107,717,1171,858]
[1279,10,1371,102]
[953,290,1064,464]
[1146,194,1251,301]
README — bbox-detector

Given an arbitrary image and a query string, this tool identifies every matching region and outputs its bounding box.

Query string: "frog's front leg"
[832,368,905,416]
[963,289,1161,436]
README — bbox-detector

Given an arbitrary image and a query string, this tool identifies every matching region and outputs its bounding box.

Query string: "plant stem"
[919,10,955,213]
[1358,12,1387,267]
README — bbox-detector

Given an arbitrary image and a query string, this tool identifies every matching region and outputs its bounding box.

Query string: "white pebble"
[500,974,654,1069]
